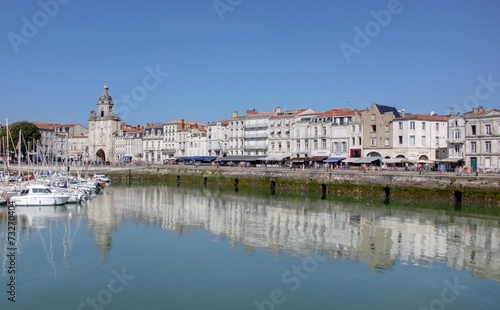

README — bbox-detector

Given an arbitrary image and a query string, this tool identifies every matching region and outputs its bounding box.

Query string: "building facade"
[391,114,448,161]
[363,103,401,158]
[464,106,500,172]
[113,124,144,162]
[88,84,121,162]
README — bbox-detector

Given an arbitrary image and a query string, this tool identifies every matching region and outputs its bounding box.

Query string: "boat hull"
[10,195,70,206]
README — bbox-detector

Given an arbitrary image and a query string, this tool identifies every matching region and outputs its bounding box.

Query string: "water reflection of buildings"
[0,205,84,278]
[85,186,500,281]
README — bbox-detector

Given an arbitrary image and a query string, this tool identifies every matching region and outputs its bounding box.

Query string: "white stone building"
[207,120,228,157]
[391,114,448,162]
[227,112,245,156]
[143,123,164,163]
[464,106,500,172]
[32,122,88,162]
[268,108,315,160]
[243,109,275,156]
[177,122,207,157]
[291,110,318,158]
[113,125,144,162]
[446,113,466,162]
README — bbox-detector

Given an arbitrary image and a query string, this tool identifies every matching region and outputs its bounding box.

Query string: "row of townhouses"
[28,85,500,172]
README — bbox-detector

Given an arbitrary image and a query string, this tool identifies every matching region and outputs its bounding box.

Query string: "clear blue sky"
[1,0,500,127]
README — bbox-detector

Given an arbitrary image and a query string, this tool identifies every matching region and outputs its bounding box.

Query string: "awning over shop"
[178,156,217,162]
[417,160,435,164]
[383,158,409,164]
[307,156,329,162]
[343,156,383,164]
[215,155,263,162]
[323,157,346,163]
[436,158,464,163]
[260,155,288,161]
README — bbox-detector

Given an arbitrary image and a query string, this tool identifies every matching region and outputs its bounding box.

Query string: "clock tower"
[88,83,121,162]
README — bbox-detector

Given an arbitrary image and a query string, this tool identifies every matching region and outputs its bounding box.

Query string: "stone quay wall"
[104,165,500,206]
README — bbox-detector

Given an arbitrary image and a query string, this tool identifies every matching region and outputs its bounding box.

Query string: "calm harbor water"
[1,185,499,309]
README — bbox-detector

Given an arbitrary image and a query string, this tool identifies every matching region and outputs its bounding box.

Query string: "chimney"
[232,111,238,118]
[181,119,185,129]
[275,106,281,113]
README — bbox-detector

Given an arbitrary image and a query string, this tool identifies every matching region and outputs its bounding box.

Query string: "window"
[398,122,403,130]
[385,138,389,146]
[471,141,477,153]
[352,137,355,146]
[305,140,309,149]
[398,136,403,144]
[422,136,426,146]
[485,157,491,168]
[271,142,275,151]
[410,135,415,145]
[453,130,461,140]
[322,139,327,149]
[370,138,377,146]
[286,142,290,150]
[435,136,439,145]
[358,137,362,145]
[454,144,461,156]
[333,142,339,153]
[435,123,439,131]
[352,125,356,133]
[385,125,390,132]
[471,125,476,135]
[371,125,377,132]
[422,122,426,130]
[486,141,491,153]
[358,125,362,132]
[485,124,492,135]
[371,114,376,121]
[342,142,347,152]
[410,122,415,130]
[323,127,327,136]
[278,142,282,150]
[296,141,300,150]
[314,127,318,137]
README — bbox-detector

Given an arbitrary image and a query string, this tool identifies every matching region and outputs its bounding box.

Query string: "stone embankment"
[98,164,500,206]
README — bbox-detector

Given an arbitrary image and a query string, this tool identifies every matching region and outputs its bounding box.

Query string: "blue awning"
[178,156,217,162]
[323,157,346,163]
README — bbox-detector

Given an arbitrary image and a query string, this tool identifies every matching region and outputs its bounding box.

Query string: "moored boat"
[9,185,71,206]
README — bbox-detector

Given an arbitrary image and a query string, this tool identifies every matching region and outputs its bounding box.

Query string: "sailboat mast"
[5,119,9,174]
[18,130,22,178]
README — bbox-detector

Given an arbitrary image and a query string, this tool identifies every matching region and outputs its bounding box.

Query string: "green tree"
[0,121,41,160]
